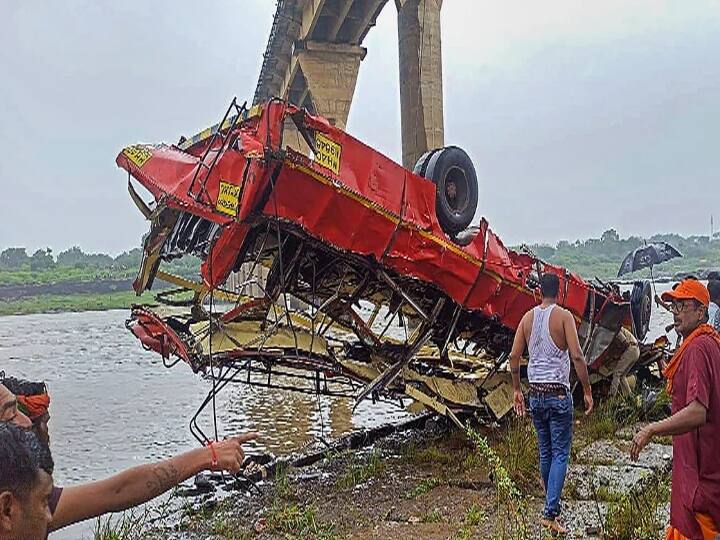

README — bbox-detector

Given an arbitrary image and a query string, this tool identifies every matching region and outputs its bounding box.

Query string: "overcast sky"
[1,1,719,255]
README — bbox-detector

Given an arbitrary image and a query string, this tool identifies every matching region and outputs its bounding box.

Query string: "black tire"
[415,146,479,235]
[413,149,440,178]
[630,280,652,341]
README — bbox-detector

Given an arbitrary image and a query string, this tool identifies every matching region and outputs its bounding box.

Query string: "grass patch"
[564,476,582,500]
[274,461,294,499]
[0,267,136,286]
[603,470,670,539]
[403,429,486,482]
[491,418,538,490]
[641,388,671,422]
[209,516,251,539]
[0,290,159,316]
[93,508,162,540]
[337,450,385,489]
[406,477,442,499]
[576,395,643,445]
[466,426,529,539]
[266,502,338,539]
[595,485,624,503]
[403,441,458,468]
[463,504,486,527]
[422,508,444,523]
[94,494,177,539]
[453,504,488,540]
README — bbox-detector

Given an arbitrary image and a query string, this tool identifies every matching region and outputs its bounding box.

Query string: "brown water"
[0,309,409,538]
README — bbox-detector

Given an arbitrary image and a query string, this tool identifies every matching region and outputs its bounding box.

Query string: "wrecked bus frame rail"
[116,98,667,436]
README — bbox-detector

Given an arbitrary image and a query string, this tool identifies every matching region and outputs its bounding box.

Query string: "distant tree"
[85,253,114,268]
[56,246,86,267]
[29,248,54,271]
[114,248,143,269]
[56,246,113,268]
[0,247,30,269]
[601,229,620,243]
[533,245,556,259]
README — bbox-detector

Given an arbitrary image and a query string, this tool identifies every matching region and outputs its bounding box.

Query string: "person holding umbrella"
[618,242,682,314]
[630,279,720,538]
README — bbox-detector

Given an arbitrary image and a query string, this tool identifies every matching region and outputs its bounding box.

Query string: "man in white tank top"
[509,273,593,534]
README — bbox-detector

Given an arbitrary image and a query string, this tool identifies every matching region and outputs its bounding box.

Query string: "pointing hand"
[209,433,259,474]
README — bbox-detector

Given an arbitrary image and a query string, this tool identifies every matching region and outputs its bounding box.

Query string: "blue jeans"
[529,392,573,519]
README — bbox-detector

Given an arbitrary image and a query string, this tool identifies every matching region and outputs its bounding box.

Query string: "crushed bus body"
[116,98,668,430]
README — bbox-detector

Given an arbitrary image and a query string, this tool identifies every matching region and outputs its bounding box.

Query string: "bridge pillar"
[395,0,444,169]
[296,41,366,130]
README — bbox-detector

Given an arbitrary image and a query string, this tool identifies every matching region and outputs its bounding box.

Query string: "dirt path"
[0,278,135,301]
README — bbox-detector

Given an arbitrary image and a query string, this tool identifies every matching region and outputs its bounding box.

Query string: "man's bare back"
[519,304,573,352]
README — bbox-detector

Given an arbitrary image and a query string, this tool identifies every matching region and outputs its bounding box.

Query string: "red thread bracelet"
[206,441,218,469]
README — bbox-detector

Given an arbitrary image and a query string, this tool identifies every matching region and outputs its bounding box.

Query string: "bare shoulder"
[550,306,575,328]
[521,308,535,328]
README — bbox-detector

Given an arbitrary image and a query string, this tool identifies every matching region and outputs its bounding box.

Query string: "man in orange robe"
[630,279,720,539]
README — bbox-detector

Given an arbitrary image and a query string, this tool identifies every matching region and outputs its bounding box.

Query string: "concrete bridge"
[253,0,444,169]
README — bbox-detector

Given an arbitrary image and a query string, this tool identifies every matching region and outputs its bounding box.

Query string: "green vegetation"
[0,246,200,286]
[209,516,252,540]
[595,485,625,504]
[576,391,670,448]
[93,511,149,540]
[266,502,339,539]
[0,266,136,286]
[406,477,442,499]
[453,504,488,540]
[337,450,385,489]
[0,290,158,316]
[466,425,529,539]
[490,418,538,489]
[0,245,201,316]
[93,499,174,540]
[273,461,294,499]
[603,470,671,540]
[523,229,720,280]
[421,507,444,523]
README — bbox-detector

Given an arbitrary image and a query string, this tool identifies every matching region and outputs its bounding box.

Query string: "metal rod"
[378,269,428,320]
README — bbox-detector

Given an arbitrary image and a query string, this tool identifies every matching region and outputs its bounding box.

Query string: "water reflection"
[0,310,409,484]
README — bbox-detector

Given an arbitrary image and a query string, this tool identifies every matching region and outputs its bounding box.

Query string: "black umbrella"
[617,242,682,277]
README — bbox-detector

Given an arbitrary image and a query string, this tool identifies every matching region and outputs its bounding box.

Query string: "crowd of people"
[2,276,719,539]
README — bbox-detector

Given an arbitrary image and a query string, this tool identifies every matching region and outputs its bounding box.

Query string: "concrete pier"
[396,0,444,169]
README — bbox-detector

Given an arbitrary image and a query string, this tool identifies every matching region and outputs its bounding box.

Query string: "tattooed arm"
[50,433,258,531]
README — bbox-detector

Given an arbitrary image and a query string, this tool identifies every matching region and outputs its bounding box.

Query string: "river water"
[0,282,677,538]
[0,309,410,538]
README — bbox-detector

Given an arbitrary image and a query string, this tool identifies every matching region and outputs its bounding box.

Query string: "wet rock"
[296,470,322,481]
[193,473,214,491]
[560,500,608,539]
[577,439,672,470]
[566,464,652,500]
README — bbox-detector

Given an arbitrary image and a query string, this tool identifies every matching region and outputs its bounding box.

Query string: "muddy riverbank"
[129,396,672,540]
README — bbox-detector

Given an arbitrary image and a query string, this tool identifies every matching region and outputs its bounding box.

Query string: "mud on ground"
[147,402,671,540]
